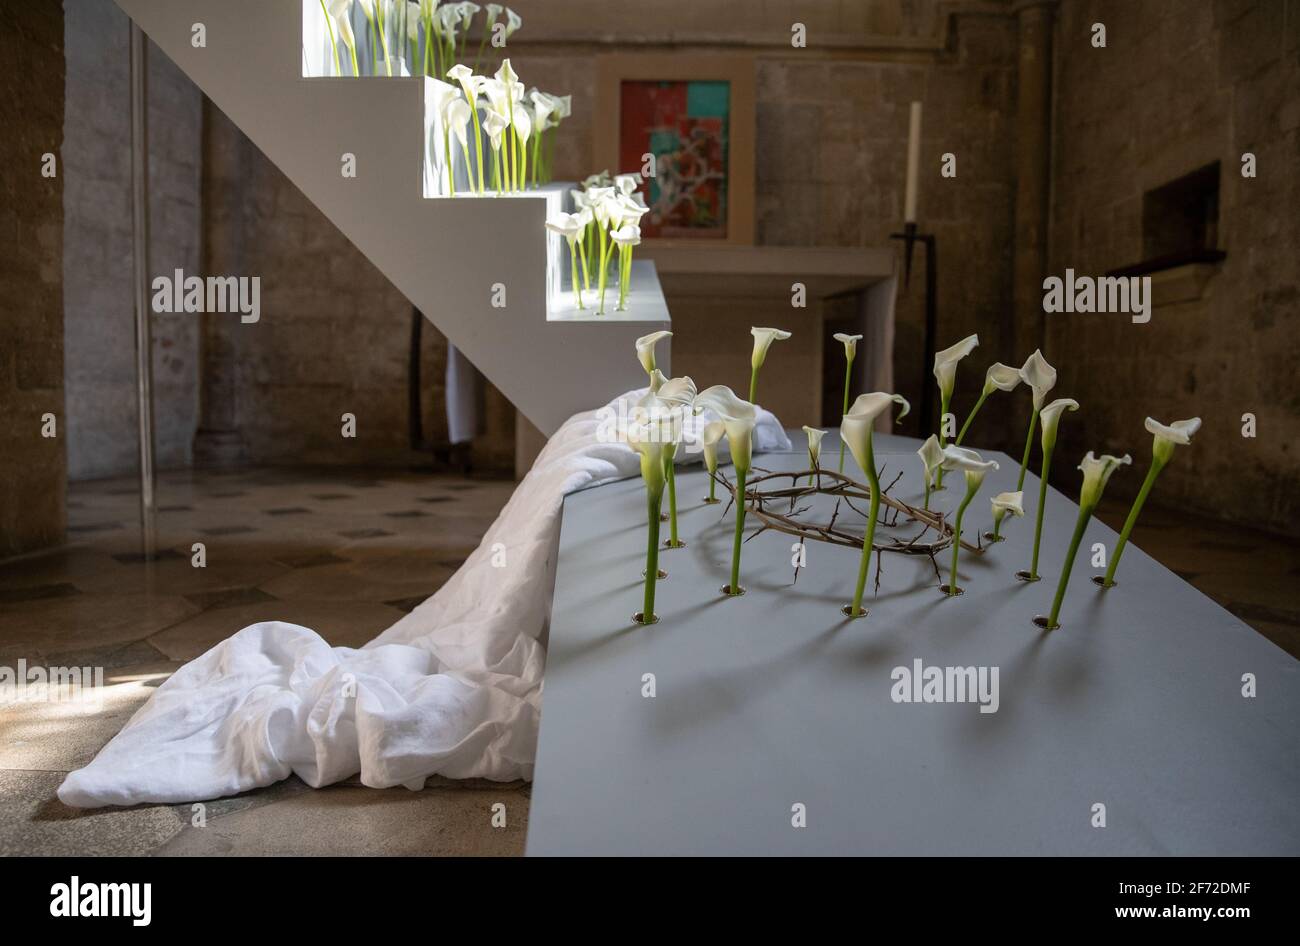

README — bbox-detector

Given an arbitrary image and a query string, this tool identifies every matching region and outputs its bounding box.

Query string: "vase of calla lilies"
[556,173,649,313]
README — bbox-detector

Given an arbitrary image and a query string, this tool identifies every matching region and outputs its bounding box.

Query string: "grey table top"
[527,434,1300,855]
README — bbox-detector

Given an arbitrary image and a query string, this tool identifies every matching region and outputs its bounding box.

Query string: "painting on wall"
[618,80,731,239]
[596,55,755,245]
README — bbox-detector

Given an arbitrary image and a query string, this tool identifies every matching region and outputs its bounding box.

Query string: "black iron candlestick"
[890,222,938,436]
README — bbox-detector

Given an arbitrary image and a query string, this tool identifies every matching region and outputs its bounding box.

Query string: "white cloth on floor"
[57,390,790,807]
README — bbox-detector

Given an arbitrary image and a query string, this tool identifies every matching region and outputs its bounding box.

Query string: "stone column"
[1011,1,1055,375]
[192,97,248,467]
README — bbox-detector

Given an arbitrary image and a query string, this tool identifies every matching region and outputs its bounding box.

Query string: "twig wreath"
[711,464,983,591]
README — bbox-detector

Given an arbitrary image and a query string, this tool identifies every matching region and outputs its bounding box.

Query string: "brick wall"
[1048,0,1300,532]
[0,1,65,555]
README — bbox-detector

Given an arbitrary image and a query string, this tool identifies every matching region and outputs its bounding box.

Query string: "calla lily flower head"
[427,78,460,119]
[570,188,590,210]
[833,332,863,361]
[508,103,532,142]
[574,205,593,228]
[482,109,507,148]
[1039,397,1080,448]
[991,490,1025,519]
[457,2,481,29]
[647,368,667,394]
[635,330,671,376]
[610,225,642,247]
[916,434,945,488]
[656,375,697,410]
[504,7,522,37]
[627,398,670,493]
[485,3,503,22]
[436,2,462,32]
[607,192,648,228]
[1078,451,1132,508]
[554,94,572,119]
[1145,416,1202,463]
[544,211,584,241]
[446,64,485,102]
[750,327,792,371]
[803,426,827,465]
[529,90,556,129]
[446,98,474,147]
[983,362,1023,395]
[693,385,758,475]
[701,421,726,475]
[940,444,999,491]
[1019,350,1057,410]
[494,58,518,88]
[582,171,611,189]
[933,334,979,400]
[331,3,357,50]
[407,5,422,41]
[615,173,642,197]
[841,392,909,474]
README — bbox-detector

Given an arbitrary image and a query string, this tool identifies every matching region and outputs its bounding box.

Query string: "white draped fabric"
[58,390,790,807]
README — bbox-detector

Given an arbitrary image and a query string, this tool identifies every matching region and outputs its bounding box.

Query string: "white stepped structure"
[117,0,670,435]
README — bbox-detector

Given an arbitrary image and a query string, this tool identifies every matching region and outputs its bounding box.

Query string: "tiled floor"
[1,465,1295,856]
[1,466,526,856]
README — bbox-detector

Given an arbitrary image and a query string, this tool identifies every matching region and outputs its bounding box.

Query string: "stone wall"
[0,2,65,556]
[1048,0,1300,532]
[63,0,202,481]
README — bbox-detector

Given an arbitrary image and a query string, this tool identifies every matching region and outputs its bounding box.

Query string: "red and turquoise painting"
[618,80,730,239]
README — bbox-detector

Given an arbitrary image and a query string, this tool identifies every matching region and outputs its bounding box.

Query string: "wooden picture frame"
[594,53,756,246]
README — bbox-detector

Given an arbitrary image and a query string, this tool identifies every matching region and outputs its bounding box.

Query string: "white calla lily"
[833,332,862,361]
[938,445,997,596]
[1078,452,1132,509]
[916,433,945,504]
[610,225,642,247]
[701,420,726,503]
[635,331,671,377]
[933,334,979,403]
[984,362,1022,394]
[1041,451,1132,628]
[840,391,909,616]
[1019,397,1080,580]
[1039,397,1080,449]
[695,385,758,596]
[748,327,792,403]
[1101,416,1202,588]
[1146,416,1202,463]
[1019,349,1057,410]
[504,7,521,37]
[544,211,583,241]
[991,491,1024,518]
[803,426,827,468]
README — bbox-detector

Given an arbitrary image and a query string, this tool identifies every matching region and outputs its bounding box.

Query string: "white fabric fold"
[58,390,790,807]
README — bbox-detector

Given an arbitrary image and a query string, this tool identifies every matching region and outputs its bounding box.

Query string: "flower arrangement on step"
[551,173,649,313]
[315,1,521,78]
[427,58,570,196]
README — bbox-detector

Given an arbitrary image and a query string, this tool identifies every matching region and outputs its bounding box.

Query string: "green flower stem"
[472,16,493,73]
[935,391,952,488]
[319,1,343,76]
[748,366,758,405]
[948,480,977,594]
[468,102,485,194]
[955,389,989,446]
[492,145,502,195]
[837,357,852,474]
[991,512,1004,539]
[444,126,454,196]
[429,21,440,77]
[728,468,748,593]
[618,245,631,310]
[568,238,583,309]
[708,475,716,502]
[505,84,517,190]
[597,230,614,314]
[423,15,432,75]
[849,436,881,615]
[531,130,542,188]
[923,478,931,510]
[664,450,679,546]
[577,238,590,292]
[1047,502,1094,627]
[642,486,663,621]
[375,5,393,75]
[1102,457,1166,587]
[1016,409,1040,491]
[1027,442,1055,578]
[518,132,528,191]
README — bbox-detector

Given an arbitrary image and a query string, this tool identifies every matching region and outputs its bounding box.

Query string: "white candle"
[903,101,922,224]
